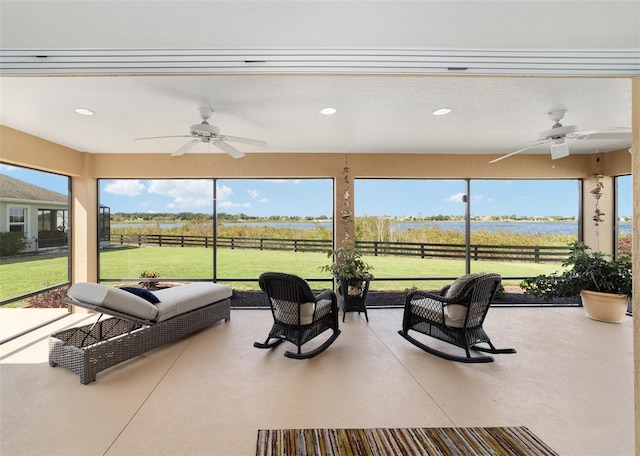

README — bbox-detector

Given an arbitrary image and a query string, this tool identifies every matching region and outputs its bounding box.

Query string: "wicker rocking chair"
[398,273,516,363]
[254,272,341,359]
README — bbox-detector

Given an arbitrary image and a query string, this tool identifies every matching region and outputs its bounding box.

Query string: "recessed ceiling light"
[74,108,95,116]
[320,107,337,115]
[432,108,452,116]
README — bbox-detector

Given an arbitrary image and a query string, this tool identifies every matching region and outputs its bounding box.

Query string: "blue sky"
[1,164,632,217]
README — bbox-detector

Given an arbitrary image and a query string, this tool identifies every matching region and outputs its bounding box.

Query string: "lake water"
[113,221,632,235]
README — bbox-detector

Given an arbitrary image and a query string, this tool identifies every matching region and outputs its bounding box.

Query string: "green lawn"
[1,246,565,302]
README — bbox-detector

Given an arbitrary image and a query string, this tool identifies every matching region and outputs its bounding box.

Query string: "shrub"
[139,270,160,289]
[26,287,69,308]
[618,235,632,256]
[0,232,30,256]
[520,241,632,301]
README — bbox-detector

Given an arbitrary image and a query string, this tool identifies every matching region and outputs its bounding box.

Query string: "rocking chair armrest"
[315,289,337,307]
[407,289,457,303]
[405,290,453,324]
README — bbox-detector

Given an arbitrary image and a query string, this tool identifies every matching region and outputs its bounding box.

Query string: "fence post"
[535,247,540,263]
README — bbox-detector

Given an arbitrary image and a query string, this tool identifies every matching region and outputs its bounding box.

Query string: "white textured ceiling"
[0,1,638,159]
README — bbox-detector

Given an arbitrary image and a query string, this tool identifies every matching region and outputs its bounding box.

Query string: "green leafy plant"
[493,284,507,300]
[404,285,418,295]
[139,270,160,289]
[320,240,373,286]
[0,232,31,256]
[520,241,632,301]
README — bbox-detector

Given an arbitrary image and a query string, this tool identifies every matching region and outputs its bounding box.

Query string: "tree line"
[110,212,579,223]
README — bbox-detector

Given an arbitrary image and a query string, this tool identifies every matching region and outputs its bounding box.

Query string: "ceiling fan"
[134,107,268,158]
[490,110,631,163]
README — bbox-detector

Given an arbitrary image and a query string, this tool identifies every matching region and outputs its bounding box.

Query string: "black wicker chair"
[254,272,341,359]
[398,273,516,363]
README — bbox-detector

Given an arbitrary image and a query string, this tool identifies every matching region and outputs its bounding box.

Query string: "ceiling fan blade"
[571,132,631,141]
[221,135,268,148]
[171,139,199,157]
[134,135,193,140]
[490,140,550,163]
[214,141,245,158]
[570,127,630,135]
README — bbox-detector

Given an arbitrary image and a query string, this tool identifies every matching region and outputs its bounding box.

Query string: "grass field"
[0,245,565,303]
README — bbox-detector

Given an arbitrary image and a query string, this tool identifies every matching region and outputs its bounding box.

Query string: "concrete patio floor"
[0,306,634,456]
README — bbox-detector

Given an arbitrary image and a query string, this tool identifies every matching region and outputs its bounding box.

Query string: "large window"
[99,179,215,283]
[215,179,333,289]
[98,178,333,291]
[38,208,68,232]
[0,165,71,342]
[354,179,467,290]
[469,180,579,278]
[37,208,69,248]
[354,178,579,291]
[616,174,632,258]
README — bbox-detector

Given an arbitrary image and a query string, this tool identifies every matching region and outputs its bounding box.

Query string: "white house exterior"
[0,174,69,252]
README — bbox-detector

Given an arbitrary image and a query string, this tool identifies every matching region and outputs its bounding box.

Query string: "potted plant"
[320,240,374,320]
[520,241,632,323]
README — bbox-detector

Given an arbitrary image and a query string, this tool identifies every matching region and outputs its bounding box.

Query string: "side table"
[337,274,371,322]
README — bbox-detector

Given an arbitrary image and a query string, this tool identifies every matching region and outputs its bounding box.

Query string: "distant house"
[0,174,69,251]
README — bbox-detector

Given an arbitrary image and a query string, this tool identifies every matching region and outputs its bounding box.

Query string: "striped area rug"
[256,426,558,456]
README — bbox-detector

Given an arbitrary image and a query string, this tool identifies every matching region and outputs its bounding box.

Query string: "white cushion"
[446,304,468,324]
[153,282,232,322]
[68,282,233,323]
[272,299,315,325]
[68,282,159,321]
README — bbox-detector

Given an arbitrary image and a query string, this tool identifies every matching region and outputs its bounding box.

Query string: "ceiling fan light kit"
[550,139,570,160]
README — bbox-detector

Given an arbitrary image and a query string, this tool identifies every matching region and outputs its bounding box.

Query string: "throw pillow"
[445,273,486,323]
[445,272,486,298]
[120,286,160,304]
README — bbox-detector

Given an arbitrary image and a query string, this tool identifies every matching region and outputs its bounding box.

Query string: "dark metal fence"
[109,233,571,263]
[357,240,571,262]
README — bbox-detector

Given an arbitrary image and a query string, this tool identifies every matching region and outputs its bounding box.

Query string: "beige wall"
[2,124,615,181]
[0,126,84,176]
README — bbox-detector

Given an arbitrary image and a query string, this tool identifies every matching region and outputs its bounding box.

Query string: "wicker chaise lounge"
[49,282,232,384]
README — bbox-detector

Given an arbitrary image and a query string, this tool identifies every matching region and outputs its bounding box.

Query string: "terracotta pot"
[580,290,629,323]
